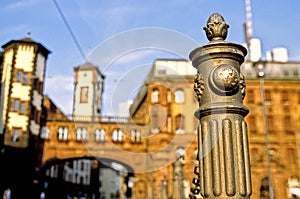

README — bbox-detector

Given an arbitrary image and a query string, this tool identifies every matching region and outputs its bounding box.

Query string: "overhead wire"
[52,0,86,62]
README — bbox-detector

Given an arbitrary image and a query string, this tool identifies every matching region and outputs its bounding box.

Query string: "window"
[267,116,273,132]
[287,148,296,163]
[175,89,184,103]
[285,116,291,126]
[167,116,172,133]
[176,147,186,162]
[13,99,19,112]
[251,148,258,156]
[12,129,20,142]
[287,176,300,198]
[149,105,165,134]
[130,129,141,143]
[112,129,124,142]
[284,115,294,134]
[151,127,160,134]
[76,127,88,141]
[175,114,185,134]
[282,90,289,103]
[57,127,69,141]
[94,128,106,142]
[265,90,271,103]
[17,70,22,82]
[260,177,270,199]
[40,126,50,140]
[294,67,299,76]
[23,72,28,84]
[167,89,172,103]
[247,89,254,103]
[151,88,159,103]
[80,87,89,103]
[20,102,25,114]
[248,116,257,133]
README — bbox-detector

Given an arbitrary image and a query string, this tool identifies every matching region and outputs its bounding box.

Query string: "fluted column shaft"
[189,13,252,199]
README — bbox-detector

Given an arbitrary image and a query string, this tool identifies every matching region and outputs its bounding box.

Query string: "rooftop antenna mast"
[245,0,253,46]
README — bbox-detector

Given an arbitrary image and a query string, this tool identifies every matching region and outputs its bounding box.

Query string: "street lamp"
[189,13,251,199]
[253,61,275,199]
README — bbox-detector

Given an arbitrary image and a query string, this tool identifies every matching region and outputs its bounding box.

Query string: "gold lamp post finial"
[203,13,229,41]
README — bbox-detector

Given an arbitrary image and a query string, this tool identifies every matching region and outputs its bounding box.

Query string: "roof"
[74,62,105,78]
[1,37,51,56]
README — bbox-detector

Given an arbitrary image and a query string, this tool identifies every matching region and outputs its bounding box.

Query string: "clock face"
[80,86,89,103]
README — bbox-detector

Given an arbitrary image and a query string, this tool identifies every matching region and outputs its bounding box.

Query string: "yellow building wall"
[15,45,35,72]
[7,112,29,131]
[7,45,35,132]
[1,48,14,125]
[11,83,31,100]
[74,70,94,116]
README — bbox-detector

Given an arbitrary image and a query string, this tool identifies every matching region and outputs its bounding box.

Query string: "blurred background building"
[0,35,300,199]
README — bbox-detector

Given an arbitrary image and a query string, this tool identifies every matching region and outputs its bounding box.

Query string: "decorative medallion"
[210,64,239,94]
[194,73,205,103]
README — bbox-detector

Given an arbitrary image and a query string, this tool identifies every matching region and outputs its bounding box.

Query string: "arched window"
[94,128,106,142]
[76,127,88,141]
[260,177,270,199]
[151,88,159,103]
[130,129,142,143]
[287,176,300,198]
[176,147,186,162]
[167,116,172,133]
[175,114,185,134]
[112,129,124,142]
[167,89,172,103]
[40,126,50,140]
[174,89,184,103]
[57,127,69,141]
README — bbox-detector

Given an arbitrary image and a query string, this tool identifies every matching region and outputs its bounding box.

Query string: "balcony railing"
[47,114,130,123]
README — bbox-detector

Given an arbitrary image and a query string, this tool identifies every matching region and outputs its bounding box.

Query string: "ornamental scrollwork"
[189,163,202,199]
[194,73,205,103]
[240,73,246,100]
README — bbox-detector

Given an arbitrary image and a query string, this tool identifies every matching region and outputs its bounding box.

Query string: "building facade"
[1,37,300,199]
[0,37,50,199]
[40,58,300,199]
[0,37,50,147]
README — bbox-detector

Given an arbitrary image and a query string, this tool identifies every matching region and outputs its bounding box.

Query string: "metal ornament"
[194,73,205,103]
[189,13,251,199]
[203,13,229,42]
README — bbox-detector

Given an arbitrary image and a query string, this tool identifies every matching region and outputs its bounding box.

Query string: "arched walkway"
[38,157,134,199]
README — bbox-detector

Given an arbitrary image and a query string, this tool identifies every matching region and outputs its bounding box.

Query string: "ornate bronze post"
[189,13,252,199]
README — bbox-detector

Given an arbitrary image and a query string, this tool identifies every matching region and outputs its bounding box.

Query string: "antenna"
[245,0,253,45]
[244,0,262,62]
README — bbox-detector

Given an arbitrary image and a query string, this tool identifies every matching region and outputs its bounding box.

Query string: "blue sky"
[1,0,300,115]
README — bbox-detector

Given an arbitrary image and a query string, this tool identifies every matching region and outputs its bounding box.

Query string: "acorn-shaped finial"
[203,13,229,41]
